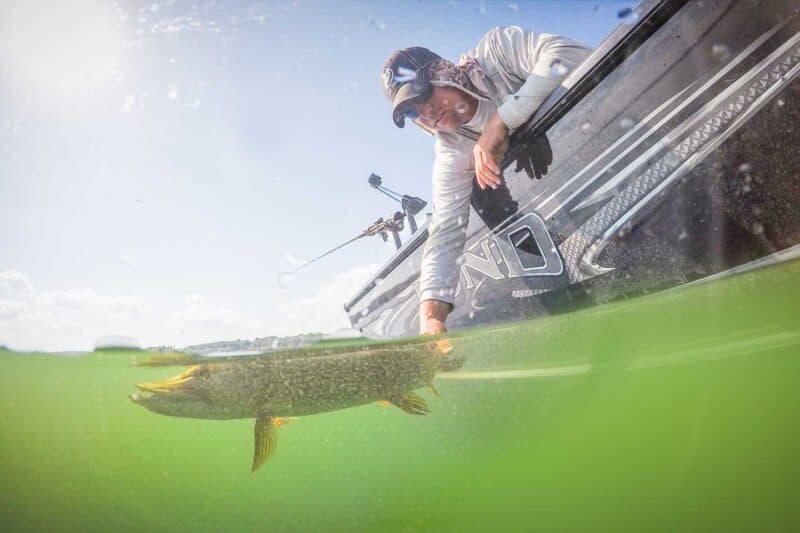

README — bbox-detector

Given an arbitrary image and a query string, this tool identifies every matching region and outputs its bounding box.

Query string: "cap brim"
[391,82,431,128]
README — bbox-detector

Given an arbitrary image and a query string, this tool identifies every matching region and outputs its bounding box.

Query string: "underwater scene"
[2,258,799,532]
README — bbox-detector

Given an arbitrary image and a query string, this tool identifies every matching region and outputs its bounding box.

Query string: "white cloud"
[168,294,265,344]
[0,264,379,352]
[0,270,33,298]
[120,94,136,113]
[0,271,151,351]
[277,263,379,335]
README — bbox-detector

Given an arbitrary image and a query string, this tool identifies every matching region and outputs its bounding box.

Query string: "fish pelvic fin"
[252,416,280,472]
[388,391,430,416]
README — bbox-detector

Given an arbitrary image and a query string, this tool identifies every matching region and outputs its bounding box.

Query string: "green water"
[2,261,799,532]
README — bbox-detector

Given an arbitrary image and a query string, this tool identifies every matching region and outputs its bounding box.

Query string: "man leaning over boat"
[381,26,590,335]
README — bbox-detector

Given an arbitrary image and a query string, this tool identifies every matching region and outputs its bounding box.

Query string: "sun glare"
[0,0,122,95]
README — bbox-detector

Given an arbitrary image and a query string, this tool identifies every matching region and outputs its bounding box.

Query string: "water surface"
[2,260,799,531]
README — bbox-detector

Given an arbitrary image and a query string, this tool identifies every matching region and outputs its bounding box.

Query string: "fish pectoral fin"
[252,416,279,472]
[376,400,393,407]
[428,384,441,399]
[388,391,430,416]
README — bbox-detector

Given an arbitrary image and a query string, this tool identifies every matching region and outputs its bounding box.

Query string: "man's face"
[412,86,476,133]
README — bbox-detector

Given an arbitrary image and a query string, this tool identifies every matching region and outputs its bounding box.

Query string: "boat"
[345,0,800,338]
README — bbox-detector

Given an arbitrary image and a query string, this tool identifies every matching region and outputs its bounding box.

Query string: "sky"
[0,0,632,351]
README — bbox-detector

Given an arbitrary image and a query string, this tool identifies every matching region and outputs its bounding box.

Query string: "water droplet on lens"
[711,43,731,63]
[395,66,417,83]
[617,7,639,23]
[550,60,568,76]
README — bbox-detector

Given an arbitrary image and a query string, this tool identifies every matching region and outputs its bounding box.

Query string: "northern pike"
[130,339,462,471]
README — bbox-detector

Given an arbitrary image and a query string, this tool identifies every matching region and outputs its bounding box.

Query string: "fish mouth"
[130,366,214,417]
[136,365,209,393]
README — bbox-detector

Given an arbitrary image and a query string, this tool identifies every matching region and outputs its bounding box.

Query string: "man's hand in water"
[473,112,509,190]
[419,299,450,336]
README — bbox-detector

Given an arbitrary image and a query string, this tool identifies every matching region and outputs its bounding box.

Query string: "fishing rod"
[280,212,406,278]
[279,174,428,282]
[369,173,427,232]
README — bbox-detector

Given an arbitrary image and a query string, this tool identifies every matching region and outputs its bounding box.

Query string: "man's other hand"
[473,112,510,190]
[419,299,450,336]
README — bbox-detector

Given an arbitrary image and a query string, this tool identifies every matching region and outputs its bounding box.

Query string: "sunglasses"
[402,107,420,121]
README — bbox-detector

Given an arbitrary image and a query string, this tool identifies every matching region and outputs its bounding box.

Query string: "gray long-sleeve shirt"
[419,26,591,306]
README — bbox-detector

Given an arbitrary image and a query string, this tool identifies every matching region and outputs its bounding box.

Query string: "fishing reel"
[368,173,427,233]
[364,211,405,249]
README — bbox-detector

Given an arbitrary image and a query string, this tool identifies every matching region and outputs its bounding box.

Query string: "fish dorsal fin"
[388,391,430,415]
[252,416,279,472]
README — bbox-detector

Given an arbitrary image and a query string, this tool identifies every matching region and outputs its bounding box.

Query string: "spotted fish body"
[131,340,462,470]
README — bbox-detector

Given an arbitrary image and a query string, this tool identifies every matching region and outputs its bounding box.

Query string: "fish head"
[130,364,238,419]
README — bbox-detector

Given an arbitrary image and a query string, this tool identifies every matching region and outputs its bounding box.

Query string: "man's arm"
[419,135,474,335]
[473,26,591,187]
[490,26,591,130]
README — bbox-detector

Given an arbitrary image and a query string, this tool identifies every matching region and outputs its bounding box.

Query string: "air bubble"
[777,98,785,107]
[455,102,468,114]
[752,222,764,234]
[580,121,591,132]
[619,117,634,129]
[738,162,752,173]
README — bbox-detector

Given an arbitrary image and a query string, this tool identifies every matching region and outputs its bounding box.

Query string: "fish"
[130,339,462,471]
